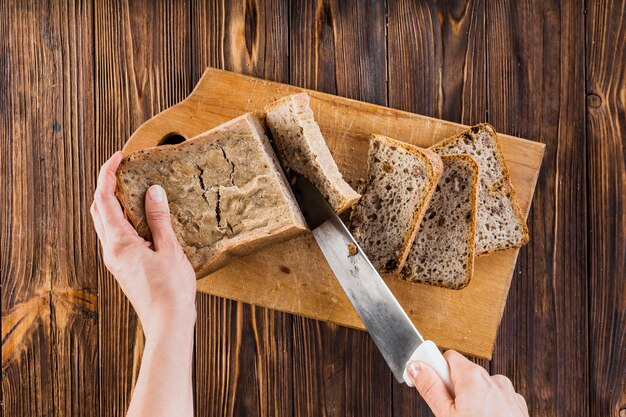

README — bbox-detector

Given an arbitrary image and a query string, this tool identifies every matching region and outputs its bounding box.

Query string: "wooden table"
[2,1,624,416]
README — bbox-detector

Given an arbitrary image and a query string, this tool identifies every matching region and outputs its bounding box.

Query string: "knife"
[291,174,454,394]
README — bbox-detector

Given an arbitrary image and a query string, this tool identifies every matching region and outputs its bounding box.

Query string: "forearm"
[127,317,196,417]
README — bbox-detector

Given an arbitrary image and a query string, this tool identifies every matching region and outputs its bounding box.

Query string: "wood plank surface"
[485,2,589,416]
[2,1,625,417]
[1,1,98,416]
[586,1,626,415]
[94,1,192,416]
[190,1,294,415]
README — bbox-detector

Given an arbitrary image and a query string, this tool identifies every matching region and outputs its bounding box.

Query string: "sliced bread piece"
[400,154,479,289]
[115,113,308,277]
[264,93,360,213]
[349,134,443,272]
[430,124,529,255]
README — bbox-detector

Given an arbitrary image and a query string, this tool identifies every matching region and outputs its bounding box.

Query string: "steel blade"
[290,174,425,382]
[312,216,425,382]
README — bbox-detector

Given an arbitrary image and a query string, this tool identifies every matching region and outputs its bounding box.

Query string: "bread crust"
[193,223,307,278]
[350,134,443,273]
[264,92,361,213]
[398,154,479,289]
[446,154,479,289]
[386,137,444,270]
[430,123,529,255]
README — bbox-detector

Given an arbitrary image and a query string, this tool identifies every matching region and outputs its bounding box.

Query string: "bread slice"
[430,124,529,254]
[349,134,443,272]
[115,113,308,277]
[264,93,360,213]
[400,155,479,289]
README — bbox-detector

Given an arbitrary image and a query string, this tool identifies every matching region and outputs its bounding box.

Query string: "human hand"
[407,350,529,417]
[90,152,197,339]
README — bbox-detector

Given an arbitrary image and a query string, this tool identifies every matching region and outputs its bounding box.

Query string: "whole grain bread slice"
[349,134,443,272]
[115,113,308,278]
[400,154,479,289]
[264,93,360,213]
[429,124,529,255]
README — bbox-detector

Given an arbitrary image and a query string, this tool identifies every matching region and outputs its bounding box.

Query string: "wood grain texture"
[485,1,588,416]
[195,295,294,417]
[1,1,98,416]
[94,0,191,416]
[586,1,626,415]
[190,1,294,415]
[387,0,487,122]
[2,1,53,414]
[191,0,289,84]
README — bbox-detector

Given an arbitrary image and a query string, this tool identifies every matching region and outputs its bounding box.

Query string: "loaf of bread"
[264,93,360,213]
[115,113,308,277]
[430,124,529,255]
[400,155,479,289]
[349,134,443,272]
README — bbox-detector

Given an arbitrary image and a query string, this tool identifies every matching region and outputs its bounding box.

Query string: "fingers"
[90,201,106,243]
[494,376,528,415]
[492,374,515,393]
[443,350,475,370]
[516,393,529,415]
[144,185,179,252]
[444,350,490,386]
[95,151,137,235]
[407,361,453,417]
[443,351,528,416]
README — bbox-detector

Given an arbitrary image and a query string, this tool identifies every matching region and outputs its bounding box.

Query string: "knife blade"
[291,174,453,393]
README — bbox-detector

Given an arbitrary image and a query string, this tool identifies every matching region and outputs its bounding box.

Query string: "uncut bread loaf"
[264,93,360,213]
[430,124,528,254]
[400,155,479,289]
[115,113,308,277]
[349,134,443,272]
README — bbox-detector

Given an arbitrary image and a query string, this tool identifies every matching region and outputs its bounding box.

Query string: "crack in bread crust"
[221,147,235,186]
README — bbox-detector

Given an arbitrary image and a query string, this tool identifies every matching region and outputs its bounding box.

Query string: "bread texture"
[430,124,529,254]
[400,155,479,289]
[349,134,443,272]
[264,93,361,213]
[115,113,308,277]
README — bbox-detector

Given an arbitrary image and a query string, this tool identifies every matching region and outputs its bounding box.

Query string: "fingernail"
[408,361,422,379]
[148,185,164,203]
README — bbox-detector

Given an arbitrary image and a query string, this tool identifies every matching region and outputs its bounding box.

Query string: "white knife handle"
[403,340,454,396]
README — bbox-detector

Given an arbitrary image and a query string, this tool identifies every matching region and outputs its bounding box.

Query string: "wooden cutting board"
[124,67,544,359]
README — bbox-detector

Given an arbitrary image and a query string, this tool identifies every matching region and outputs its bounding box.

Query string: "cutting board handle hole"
[159,133,186,146]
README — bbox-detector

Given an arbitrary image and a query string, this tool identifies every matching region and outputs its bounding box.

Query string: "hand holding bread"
[91,152,197,339]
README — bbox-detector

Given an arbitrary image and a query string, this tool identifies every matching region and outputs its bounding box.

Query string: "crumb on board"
[347,242,358,257]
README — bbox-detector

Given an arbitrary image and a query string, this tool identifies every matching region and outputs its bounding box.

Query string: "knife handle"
[403,340,454,396]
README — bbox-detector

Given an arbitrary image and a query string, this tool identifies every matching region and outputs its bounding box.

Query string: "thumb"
[144,185,178,251]
[407,361,454,417]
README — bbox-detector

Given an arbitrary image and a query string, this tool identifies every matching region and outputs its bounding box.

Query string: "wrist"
[142,307,197,342]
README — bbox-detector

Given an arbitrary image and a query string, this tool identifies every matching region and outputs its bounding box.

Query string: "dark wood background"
[2,0,624,416]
